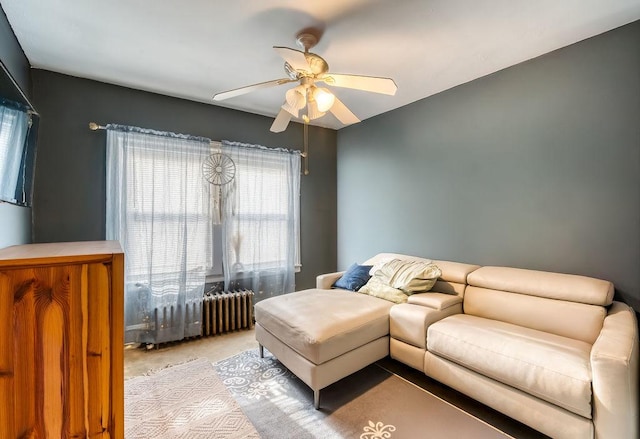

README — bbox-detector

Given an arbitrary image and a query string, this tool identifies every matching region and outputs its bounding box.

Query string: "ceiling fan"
[212,30,398,133]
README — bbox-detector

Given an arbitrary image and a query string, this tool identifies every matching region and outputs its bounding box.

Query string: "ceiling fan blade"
[270,107,293,133]
[213,78,294,101]
[329,96,360,125]
[273,46,310,72]
[320,74,397,95]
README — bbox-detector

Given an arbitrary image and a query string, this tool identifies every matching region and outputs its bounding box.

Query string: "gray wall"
[0,5,32,247]
[0,6,30,93]
[0,203,30,247]
[338,21,640,311]
[31,70,337,289]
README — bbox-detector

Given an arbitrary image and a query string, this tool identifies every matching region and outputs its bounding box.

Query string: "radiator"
[202,290,254,336]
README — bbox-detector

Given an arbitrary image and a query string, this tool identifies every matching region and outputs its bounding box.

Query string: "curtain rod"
[88,122,106,131]
[89,122,220,147]
[89,122,309,175]
[88,122,307,159]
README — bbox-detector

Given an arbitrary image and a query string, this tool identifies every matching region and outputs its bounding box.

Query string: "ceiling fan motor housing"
[296,32,319,51]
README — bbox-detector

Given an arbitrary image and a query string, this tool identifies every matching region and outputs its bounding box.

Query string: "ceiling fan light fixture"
[306,100,326,120]
[285,85,306,110]
[313,87,335,112]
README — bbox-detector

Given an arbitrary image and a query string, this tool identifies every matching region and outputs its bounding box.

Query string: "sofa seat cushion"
[427,314,593,418]
[254,288,394,365]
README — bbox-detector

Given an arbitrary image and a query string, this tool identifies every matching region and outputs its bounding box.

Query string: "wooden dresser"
[0,241,124,438]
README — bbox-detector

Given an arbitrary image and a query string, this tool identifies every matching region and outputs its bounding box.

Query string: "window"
[221,141,301,299]
[124,143,214,279]
[108,134,300,281]
[106,129,215,281]
[0,100,30,204]
[229,152,300,271]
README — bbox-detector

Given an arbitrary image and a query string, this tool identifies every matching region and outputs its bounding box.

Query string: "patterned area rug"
[214,349,513,439]
[125,358,259,438]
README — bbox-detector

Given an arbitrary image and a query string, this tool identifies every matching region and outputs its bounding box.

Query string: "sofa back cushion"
[431,259,481,296]
[465,267,613,344]
[467,266,614,306]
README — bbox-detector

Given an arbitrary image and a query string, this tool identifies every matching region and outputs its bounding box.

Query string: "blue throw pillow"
[332,263,373,291]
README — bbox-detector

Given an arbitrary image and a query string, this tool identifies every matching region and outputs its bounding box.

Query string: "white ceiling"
[3,0,640,130]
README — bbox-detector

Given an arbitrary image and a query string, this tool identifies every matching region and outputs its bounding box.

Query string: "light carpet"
[125,357,259,438]
[214,349,514,439]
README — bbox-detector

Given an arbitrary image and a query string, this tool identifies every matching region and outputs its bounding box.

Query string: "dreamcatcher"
[202,152,236,224]
[202,152,236,186]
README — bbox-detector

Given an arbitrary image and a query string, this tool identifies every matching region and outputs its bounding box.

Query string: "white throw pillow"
[358,278,409,304]
[376,259,441,293]
[359,259,442,303]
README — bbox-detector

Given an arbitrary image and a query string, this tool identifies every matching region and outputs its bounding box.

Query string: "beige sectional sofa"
[254,253,639,439]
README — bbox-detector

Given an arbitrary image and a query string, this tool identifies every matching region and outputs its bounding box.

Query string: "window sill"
[205,265,301,283]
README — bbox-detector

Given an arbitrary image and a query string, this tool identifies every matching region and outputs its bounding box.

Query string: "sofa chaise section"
[254,288,393,408]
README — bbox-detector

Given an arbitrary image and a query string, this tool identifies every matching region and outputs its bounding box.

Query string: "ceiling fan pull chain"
[303,122,309,176]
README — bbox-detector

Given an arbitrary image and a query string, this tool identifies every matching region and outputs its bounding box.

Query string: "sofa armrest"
[408,293,463,311]
[390,302,463,349]
[316,271,345,289]
[591,301,639,439]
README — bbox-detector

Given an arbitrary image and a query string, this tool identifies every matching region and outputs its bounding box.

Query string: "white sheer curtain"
[0,101,29,203]
[221,140,300,303]
[106,125,214,344]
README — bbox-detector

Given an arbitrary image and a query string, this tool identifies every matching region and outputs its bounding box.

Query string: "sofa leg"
[314,390,320,409]
[259,344,264,359]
